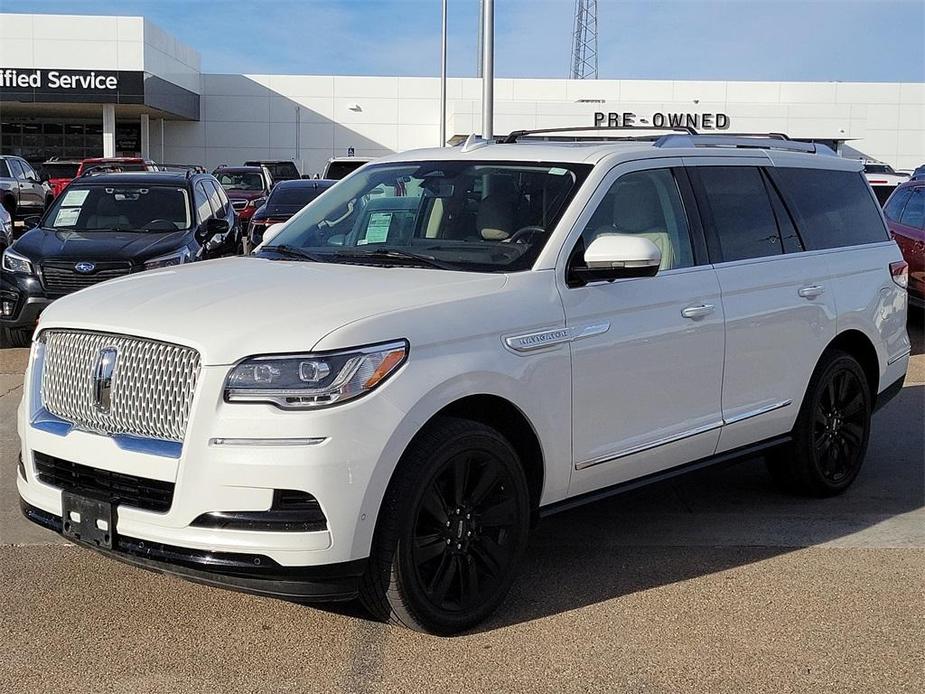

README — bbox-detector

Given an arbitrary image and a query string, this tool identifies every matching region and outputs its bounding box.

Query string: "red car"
[39,159,82,199]
[213,166,272,227]
[883,179,925,308]
[41,157,157,198]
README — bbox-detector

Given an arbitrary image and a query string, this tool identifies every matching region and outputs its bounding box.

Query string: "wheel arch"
[822,329,880,401]
[430,394,545,518]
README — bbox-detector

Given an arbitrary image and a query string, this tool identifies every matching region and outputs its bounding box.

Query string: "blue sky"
[7,0,925,82]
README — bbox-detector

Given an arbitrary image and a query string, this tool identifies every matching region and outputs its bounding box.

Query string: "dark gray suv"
[0,155,52,221]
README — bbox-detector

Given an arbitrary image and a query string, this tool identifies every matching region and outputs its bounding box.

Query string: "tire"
[1,327,32,349]
[767,350,872,497]
[359,416,531,634]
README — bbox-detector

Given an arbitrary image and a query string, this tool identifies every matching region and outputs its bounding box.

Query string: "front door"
[560,162,725,497]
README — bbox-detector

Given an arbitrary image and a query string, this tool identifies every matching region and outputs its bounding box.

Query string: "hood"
[13,227,191,264]
[225,189,265,201]
[37,256,508,365]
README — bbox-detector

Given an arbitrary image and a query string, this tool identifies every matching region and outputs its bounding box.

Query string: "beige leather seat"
[593,178,677,270]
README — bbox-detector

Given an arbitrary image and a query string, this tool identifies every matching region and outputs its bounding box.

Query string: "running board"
[539,434,792,518]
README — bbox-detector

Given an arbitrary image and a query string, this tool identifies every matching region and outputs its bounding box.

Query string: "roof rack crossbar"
[501,125,697,144]
[653,134,831,155]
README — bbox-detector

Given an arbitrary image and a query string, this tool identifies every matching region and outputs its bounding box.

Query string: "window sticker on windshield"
[60,189,89,206]
[364,212,392,244]
[53,207,81,226]
[548,167,569,176]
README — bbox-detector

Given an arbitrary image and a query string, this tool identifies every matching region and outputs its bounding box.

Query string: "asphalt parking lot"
[1,319,922,694]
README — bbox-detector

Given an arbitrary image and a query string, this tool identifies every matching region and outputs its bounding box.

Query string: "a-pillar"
[102,104,115,157]
[140,113,150,159]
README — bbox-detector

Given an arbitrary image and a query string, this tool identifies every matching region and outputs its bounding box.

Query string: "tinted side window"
[205,180,226,216]
[194,182,212,223]
[899,189,925,230]
[694,166,782,262]
[0,160,8,177]
[883,188,913,222]
[7,159,25,179]
[768,168,889,249]
[580,168,696,271]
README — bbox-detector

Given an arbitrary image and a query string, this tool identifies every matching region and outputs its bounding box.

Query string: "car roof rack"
[501,125,697,144]
[653,133,835,155]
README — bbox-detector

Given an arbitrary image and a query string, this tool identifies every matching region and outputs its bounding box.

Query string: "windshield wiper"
[261,244,326,262]
[336,248,458,270]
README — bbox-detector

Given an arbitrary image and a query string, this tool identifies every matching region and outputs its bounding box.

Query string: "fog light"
[1,300,14,317]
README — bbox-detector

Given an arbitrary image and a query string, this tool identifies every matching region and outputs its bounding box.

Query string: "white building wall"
[169,76,924,173]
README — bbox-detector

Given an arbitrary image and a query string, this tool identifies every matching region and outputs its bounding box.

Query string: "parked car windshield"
[270,184,334,207]
[262,161,590,272]
[216,171,264,191]
[42,162,80,178]
[42,184,192,232]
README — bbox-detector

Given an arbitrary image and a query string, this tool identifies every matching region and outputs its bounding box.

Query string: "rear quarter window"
[768,168,889,250]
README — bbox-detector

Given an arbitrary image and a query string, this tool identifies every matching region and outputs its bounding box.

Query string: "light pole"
[481,0,493,140]
[440,0,447,146]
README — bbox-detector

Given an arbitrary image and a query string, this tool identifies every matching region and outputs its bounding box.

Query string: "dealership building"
[1,12,924,174]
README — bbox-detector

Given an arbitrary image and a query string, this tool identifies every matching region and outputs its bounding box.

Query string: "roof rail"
[653,134,835,155]
[501,125,697,144]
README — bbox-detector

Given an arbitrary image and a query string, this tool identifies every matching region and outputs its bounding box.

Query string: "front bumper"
[20,499,365,600]
[1,270,51,329]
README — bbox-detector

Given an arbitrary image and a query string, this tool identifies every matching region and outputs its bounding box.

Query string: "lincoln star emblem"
[74,262,96,274]
[93,347,118,412]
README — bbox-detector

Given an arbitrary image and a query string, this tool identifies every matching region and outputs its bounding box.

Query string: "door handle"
[798,285,825,299]
[681,303,715,319]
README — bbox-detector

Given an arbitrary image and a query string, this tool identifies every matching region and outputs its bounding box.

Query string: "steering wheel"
[141,219,178,231]
[505,226,547,244]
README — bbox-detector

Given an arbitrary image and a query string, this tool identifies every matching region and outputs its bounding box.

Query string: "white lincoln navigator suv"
[17,131,911,634]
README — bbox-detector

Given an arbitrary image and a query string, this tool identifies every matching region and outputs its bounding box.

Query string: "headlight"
[1,248,34,275]
[225,340,408,409]
[144,247,191,270]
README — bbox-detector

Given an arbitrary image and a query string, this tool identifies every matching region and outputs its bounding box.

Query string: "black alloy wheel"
[767,350,872,497]
[360,417,530,634]
[812,366,868,484]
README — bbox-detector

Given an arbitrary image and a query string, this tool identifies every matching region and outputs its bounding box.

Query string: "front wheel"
[767,350,872,497]
[359,417,531,634]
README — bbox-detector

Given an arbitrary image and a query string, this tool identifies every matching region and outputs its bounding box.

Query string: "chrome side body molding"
[504,322,610,353]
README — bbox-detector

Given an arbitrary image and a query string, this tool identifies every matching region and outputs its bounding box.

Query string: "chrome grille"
[41,330,201,442]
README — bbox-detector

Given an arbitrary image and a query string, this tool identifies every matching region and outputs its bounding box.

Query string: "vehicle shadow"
[317,384,924,634]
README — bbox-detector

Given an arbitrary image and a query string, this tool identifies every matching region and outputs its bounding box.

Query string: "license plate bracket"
[61,491,116,550]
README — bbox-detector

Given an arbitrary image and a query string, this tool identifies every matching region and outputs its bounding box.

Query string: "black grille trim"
[191,489,328,532]
[33,451,174,513]
[41,260,132,296]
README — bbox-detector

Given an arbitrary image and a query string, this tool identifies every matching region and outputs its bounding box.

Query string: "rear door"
[688,162,837,453]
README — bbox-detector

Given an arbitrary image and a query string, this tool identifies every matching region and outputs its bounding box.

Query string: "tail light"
[890,260,909,289]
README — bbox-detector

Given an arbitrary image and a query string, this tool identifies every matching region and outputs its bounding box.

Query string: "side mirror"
[572,234,661,285]
[196,217,229,244]
[22,215,42,230]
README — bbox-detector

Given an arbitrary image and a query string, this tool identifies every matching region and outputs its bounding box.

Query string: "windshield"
[43,185,192,232]
[216,171,264,191]
[269,185,333,207]
[262,161,589,272]
[42,163,80,179]
[325,160,367,180]
[865,164,894,175]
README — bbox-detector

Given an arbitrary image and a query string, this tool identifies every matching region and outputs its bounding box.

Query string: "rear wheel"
[359,417,531,634]
[767,350,872,497]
